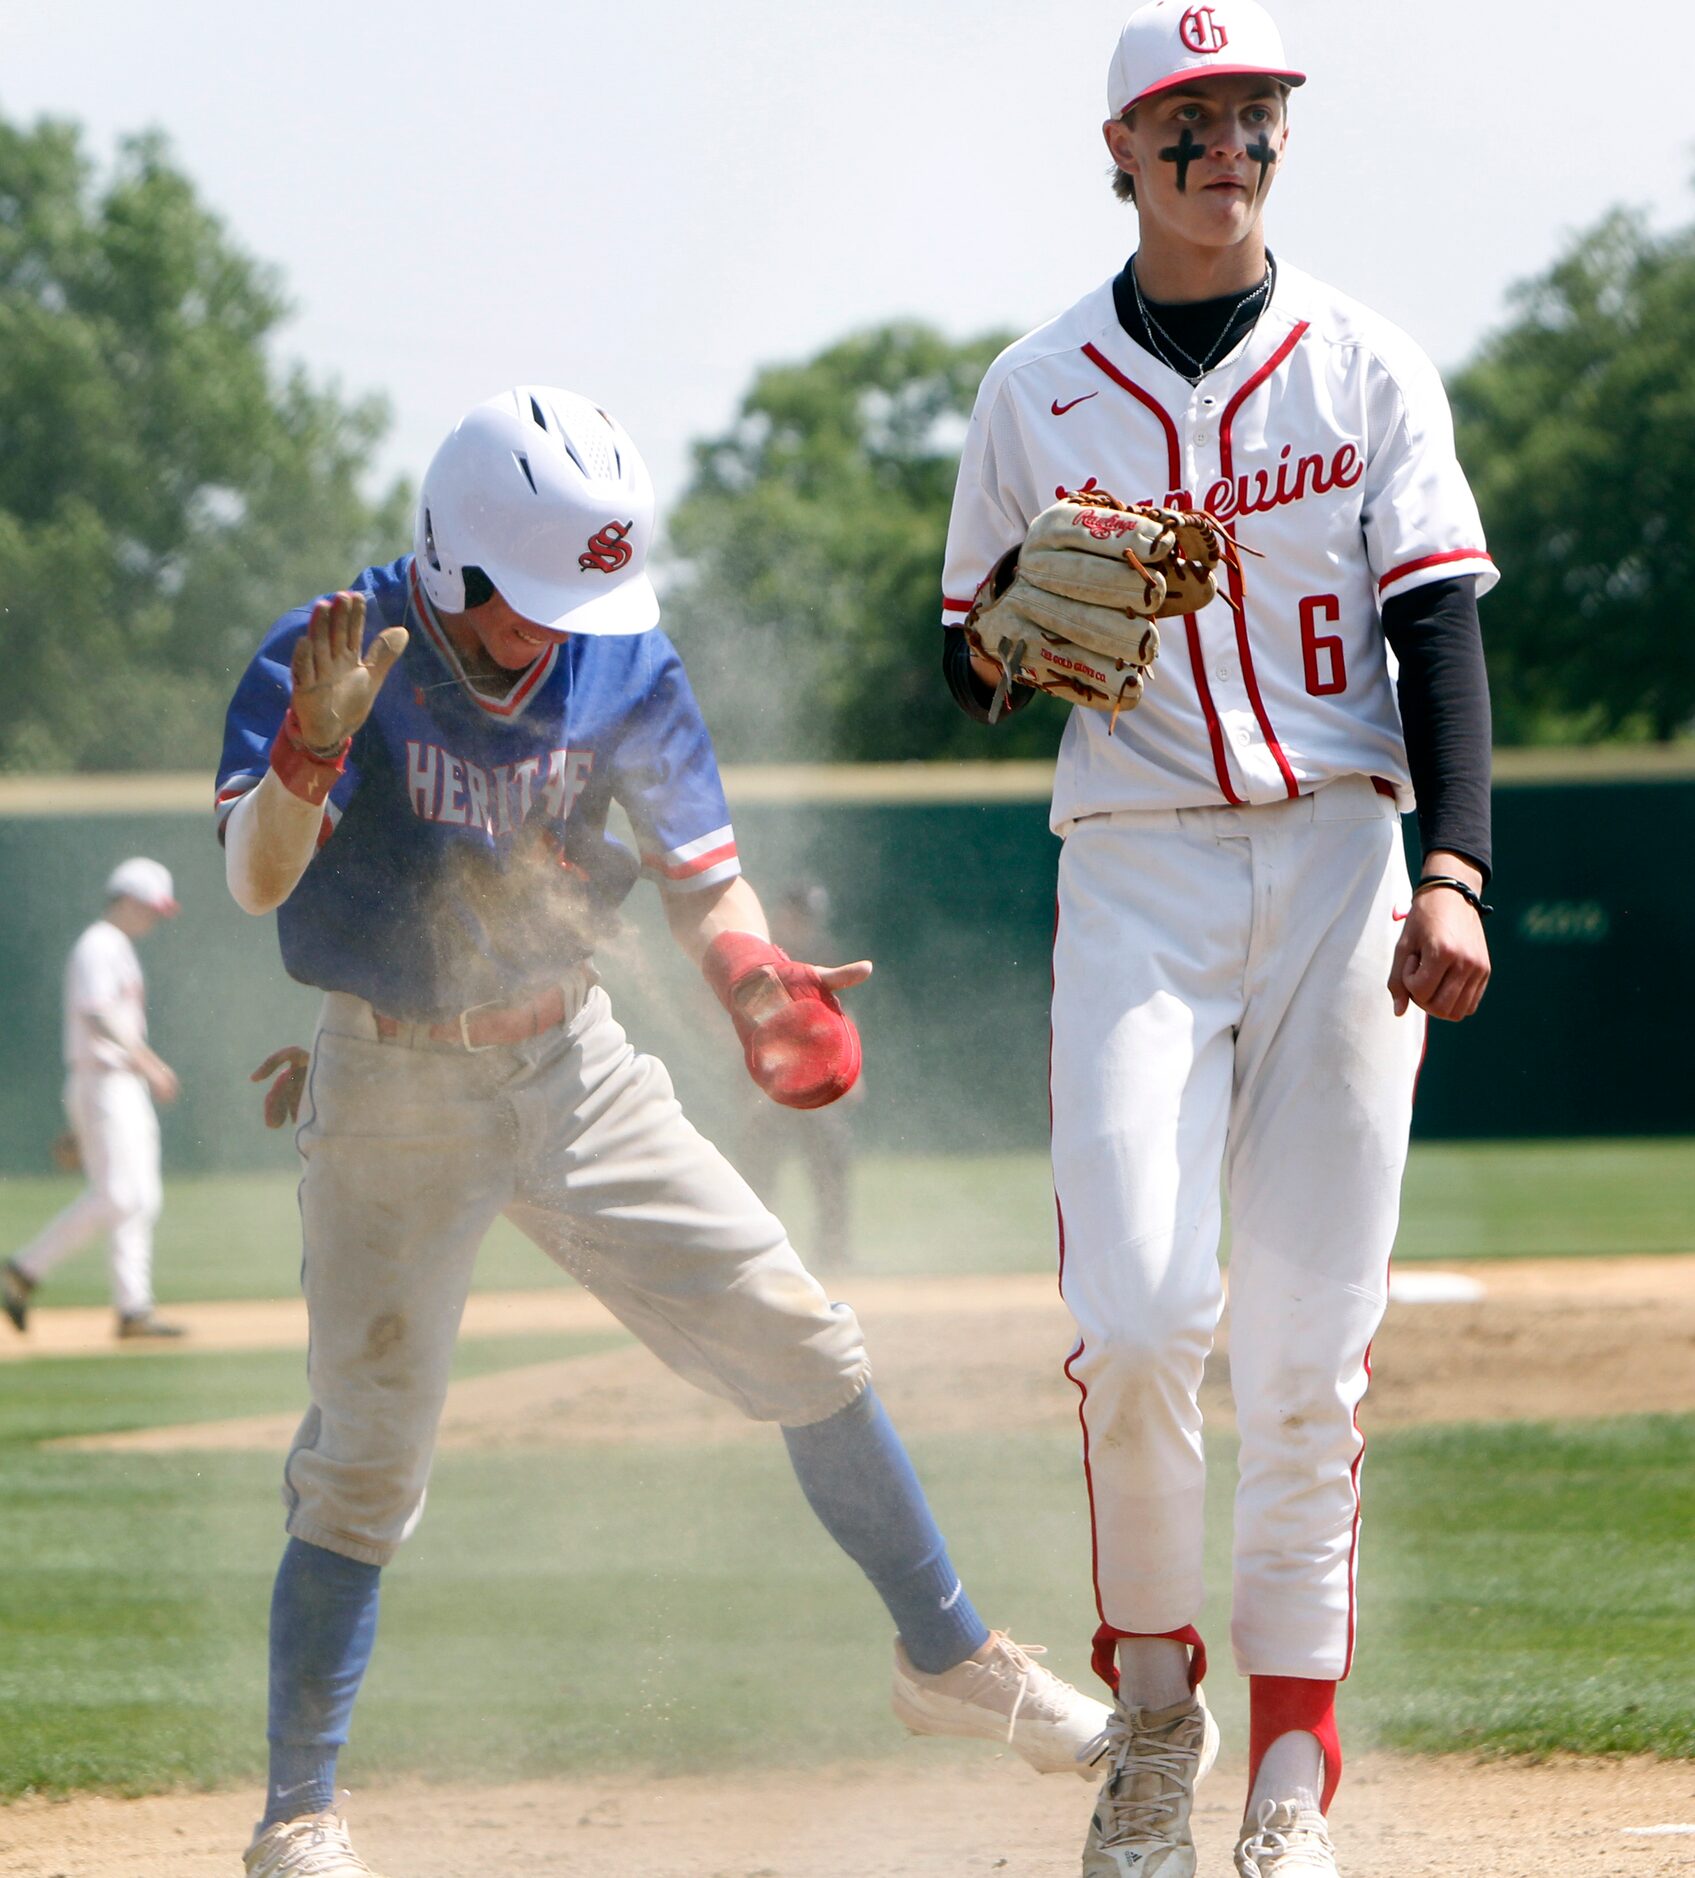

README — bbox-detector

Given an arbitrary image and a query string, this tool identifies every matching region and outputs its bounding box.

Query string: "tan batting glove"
[289,590,409,756]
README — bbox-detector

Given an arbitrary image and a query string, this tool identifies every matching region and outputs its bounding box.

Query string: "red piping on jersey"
[942,597,973,615]
[643,839,738,881]
[1217,323,1310,800]
[1082,343,1183,486]
[1183,616,1244,805]
[1081,343,1243,806]
[1377,547,1493,593]
[407,564,558,720]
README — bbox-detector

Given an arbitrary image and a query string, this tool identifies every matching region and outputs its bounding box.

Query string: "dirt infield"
[4,1754,1694,1878]
[10,1256,1695,1872]
[43,1253,1695,1455]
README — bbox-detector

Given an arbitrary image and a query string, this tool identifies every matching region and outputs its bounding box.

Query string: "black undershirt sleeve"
[1381,576,1493,883]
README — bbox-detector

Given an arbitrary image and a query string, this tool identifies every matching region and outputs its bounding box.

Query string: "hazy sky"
[6,1,1692,515]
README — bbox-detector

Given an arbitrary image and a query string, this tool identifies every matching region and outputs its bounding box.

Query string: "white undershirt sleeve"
[225,772,328,915]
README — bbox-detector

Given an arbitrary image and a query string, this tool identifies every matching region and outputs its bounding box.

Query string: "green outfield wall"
[0,757,1689,1176]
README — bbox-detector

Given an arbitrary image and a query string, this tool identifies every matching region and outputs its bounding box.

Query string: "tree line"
[1,110,1689,772]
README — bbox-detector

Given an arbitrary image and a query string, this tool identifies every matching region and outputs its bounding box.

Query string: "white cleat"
[1234,1797,1339,1877]
[891,1629,1113,1777]
[1080,1688,1220,1877]
[243,1810,387,1878]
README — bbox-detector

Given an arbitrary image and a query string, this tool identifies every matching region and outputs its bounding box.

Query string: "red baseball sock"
[1248,1675,1341,1813]
[1091,1622,1207,1696]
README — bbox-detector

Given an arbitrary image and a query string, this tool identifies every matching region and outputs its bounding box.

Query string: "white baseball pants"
[15,1068,162,1319]
[284,973,870,1566]
[1051,775,1425,1680]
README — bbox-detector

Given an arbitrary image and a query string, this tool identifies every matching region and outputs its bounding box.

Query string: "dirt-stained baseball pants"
[284,971,870,1566]
[1051,774,1426,1681]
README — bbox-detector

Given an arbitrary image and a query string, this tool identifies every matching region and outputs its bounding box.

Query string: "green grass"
[0,1369,1690,1795]
[1351,1417,1695,1759]
[0,1332,625,1449]
[1394,1140,1695,1261]
[2,1137,1690,1307]
[1,1137,1691,1796]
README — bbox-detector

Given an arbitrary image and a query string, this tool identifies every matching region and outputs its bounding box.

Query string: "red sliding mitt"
[702,931,864,1110]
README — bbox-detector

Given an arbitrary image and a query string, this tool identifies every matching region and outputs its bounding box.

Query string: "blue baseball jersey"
[216,557,741,1021]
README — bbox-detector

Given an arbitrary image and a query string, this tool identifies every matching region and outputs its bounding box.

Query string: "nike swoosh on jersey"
[1050,393,1099,416]
[1391,907,1410,921]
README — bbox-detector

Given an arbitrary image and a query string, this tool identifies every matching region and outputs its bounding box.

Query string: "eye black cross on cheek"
[1247,132,1278,196]
[1159,127,1207,193]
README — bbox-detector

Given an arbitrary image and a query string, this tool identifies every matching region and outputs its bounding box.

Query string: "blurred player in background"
[737,882,860,1269]
[220,387,1107,1878]
[3,858,186,1340]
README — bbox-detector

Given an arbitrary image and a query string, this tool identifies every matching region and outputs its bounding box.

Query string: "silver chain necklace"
[1131,254,1275,383]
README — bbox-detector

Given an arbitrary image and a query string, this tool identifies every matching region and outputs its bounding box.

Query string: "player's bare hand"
[251,1045,310,1128]
[289,591,409,755]
[814,959,873,993]
[1388,890,1491,1022]
[145,1059,181,1106]
[969,648,1005,689]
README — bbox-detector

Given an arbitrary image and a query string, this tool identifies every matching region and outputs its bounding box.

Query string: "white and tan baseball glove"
[965,489,1241,724]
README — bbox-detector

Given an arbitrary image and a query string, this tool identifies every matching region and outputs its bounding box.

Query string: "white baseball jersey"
[941,260,1497,834]
[15,917,163,1318]
[62,919,146,1071]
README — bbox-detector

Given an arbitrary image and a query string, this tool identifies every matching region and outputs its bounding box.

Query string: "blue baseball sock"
[782,1385,990,1674]
[262,1537,382,1829]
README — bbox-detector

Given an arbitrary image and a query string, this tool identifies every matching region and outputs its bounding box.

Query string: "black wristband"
[1413,875,1494,918]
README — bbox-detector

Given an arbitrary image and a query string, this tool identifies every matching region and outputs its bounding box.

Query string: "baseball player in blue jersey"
[219,386,1107,1878]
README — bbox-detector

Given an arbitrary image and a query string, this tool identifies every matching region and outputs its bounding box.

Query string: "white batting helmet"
[1108,1,1305,118]
[414,386,659,637]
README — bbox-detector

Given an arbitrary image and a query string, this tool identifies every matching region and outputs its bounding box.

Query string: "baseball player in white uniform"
[939,6,1496,1873]
[219,387,1107,1878]
[4,858,186,1341]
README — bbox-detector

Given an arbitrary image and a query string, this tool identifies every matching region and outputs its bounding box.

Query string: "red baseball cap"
[1108,1,1306,117]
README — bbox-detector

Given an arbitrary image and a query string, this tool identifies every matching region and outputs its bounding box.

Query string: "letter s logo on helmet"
[578,521,635,574]
[414,387,659,637]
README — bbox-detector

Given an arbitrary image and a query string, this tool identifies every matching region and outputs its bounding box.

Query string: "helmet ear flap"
[461,566,495,608]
